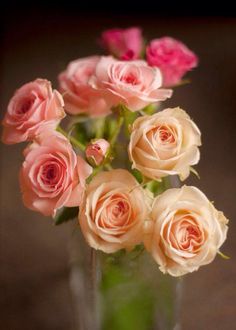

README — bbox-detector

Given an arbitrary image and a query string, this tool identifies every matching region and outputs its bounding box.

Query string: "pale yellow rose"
[144,185,228,276]
[79,169,150,253]
[128,107,201,181]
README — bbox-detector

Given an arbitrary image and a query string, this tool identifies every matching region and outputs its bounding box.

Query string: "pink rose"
[2,79,65,144]
[85,139,110,166]
[20,131,92,216]
[58,56,111,117]
[79,169,150,253]
[100,27,143,60]
[89,56,172,112]
[146,37,198,87]
[144,186,228,276]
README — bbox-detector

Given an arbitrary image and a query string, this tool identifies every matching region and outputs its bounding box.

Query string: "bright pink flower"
[100,27,143,60]
[2,79,65,144]
[146,37,198,87]
[89,56,172,112]
[85,139,110,166]
[20,131,92,216]
[58,56,111,117]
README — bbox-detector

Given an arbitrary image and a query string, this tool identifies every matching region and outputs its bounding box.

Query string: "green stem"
[94,118,105,139]
[110,115,124,146]
[57,126,86,151]
[86,164,104,183]
[104,163,113,171]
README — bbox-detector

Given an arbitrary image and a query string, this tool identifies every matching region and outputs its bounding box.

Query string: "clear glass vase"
[68,176,183,330]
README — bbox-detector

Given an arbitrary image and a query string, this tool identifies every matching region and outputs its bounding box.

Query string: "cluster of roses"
[2,28,228,276]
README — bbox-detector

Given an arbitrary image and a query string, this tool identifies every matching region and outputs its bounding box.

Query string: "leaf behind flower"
[54,206,79,225]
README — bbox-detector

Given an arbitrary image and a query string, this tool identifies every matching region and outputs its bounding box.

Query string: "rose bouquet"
[2,27,229,329]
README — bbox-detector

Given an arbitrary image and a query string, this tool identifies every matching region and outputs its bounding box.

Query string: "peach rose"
[85,138,110,166]
[2,79,65,144]
[58,56,111,117]
[146,37,198,87]
[79,169,150,253]
[128,107,201,181]
[20,131,92,216]
[89,56,172,112]
[100,27,143,60]
[144,186,229,276]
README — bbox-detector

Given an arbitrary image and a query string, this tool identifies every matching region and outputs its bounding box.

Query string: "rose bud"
[85,139,110,166]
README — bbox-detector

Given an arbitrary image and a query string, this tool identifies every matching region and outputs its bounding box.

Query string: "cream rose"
[128,107,201,181]
[144,186,228,276]
[79,169,150,253]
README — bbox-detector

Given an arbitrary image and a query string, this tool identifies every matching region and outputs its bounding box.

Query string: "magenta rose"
[2,79,65,144]
[89,56,172,112]
[100,27,143,60]
[146,37,198,86]
[20,131,92,216]
[58,56,111,117]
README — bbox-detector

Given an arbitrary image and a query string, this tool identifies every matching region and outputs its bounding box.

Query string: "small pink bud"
[85,139,110,166]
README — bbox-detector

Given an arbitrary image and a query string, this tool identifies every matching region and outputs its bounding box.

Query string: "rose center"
[178,222,203,251]
[41,163,60,185]
[122,73,139,85]
[92,145,101,152]
[156,125,175,144]
[46,167,56,179]
[187,226,199,237]
[17,98,34,114]
[97,195,132,230]
[112,201,128,217]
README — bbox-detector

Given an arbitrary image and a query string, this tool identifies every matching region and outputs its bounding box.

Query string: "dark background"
[1,3,236,329]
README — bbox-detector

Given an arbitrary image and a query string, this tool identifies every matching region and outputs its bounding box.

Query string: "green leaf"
[190,166,200,179]
[131,169,143,183]
[142,104,157,115]
[218,251,230,260]
[54,207,79,226]
[73,122,90,145]
[146,179,170,196]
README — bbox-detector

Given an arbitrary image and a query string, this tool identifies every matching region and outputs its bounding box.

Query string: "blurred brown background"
[1,3,236,329]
